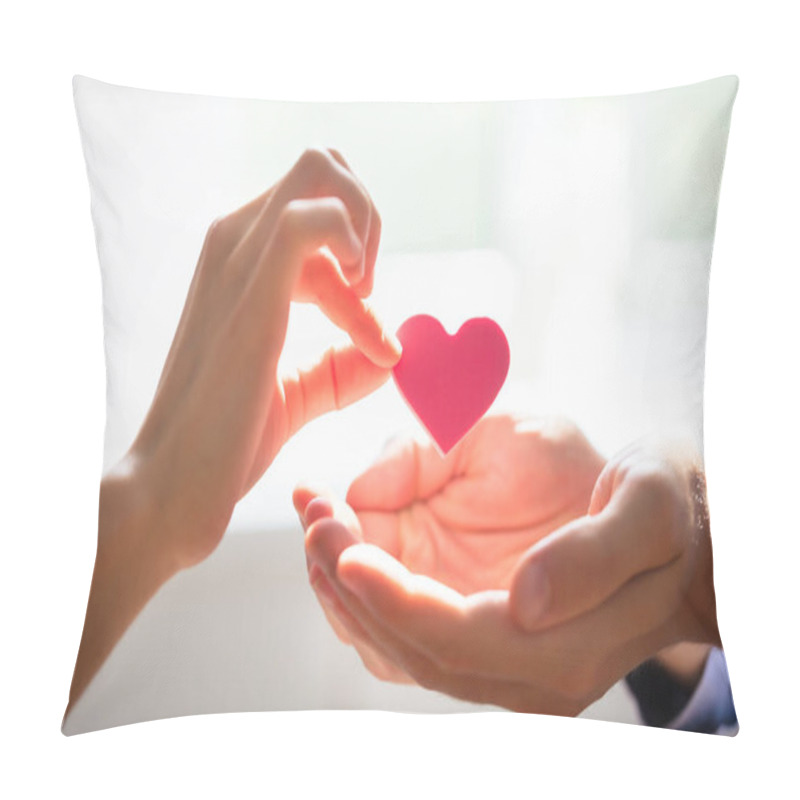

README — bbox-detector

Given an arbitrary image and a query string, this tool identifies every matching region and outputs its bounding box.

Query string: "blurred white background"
[77,76,733,532]
[1,0,798,797]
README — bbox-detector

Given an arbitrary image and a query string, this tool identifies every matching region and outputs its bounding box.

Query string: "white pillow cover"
[66,75,738,734]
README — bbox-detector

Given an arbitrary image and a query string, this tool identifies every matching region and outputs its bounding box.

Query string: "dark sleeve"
[625,647,738,734]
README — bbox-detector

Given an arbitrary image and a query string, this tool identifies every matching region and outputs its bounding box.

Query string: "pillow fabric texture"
[66,75,738,734]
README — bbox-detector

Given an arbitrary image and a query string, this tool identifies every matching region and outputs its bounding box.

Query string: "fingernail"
[307,519,354,577]
[515,563,550,631]
[369,306,402,362]
[386,329,403,360]
[305,497,334,526]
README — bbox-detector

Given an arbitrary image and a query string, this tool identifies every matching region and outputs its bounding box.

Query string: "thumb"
[509,478,678,632]
[281,344,391,440]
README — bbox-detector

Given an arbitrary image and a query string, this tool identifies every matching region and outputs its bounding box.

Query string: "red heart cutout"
[392,315,510,454]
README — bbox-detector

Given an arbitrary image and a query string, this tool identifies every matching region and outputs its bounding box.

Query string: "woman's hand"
[126,146,400,568]
[68,148,399,714]
[295,416,720,716]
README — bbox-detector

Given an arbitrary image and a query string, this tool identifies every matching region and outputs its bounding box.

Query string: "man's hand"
[295,416,720,715]
[294,414,606,689]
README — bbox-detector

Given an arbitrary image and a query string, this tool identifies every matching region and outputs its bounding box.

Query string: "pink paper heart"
[392,315,510,454]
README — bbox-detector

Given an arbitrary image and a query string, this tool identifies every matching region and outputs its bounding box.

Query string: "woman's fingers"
[325,148,381,297]
[286,147,373,285]
[262,197,363,313]
[231,147,373,285]
[227,197,364,382]
[509,470,685,633]
[222,151,398,454]
[301,251,401,368]
[280,343,391,439]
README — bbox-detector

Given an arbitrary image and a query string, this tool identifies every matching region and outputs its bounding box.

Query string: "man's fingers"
[303,517,412,683]
[350,637,414,684]
[332,545,589,688]
[509,476,684,633]
[319,526,687,708]
[280,344,391,439]
[335,544,472,657]
[327,544,479,690]
[303,252,401,368]
[295,483,402,560]
[293,484,336,520]
[326,545,682,712]
[310,567,355,644]
[346,436,458,512]
[331,546,580,709]
[326,554,565,709]
[352,511,402,559]
[310,566,377,649]
[304,517,361,577]
[312,569,413,684]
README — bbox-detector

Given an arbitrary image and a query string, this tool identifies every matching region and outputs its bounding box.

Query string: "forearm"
[65,467,178,717]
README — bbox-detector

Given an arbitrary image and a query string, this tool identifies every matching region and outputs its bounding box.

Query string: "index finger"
[304,252,401,368]
[334,542,681,694]
[231,147,374,286]
[335,544,509,675]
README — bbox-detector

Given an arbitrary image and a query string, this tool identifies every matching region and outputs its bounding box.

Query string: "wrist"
[125,432,235,569]
[669,462,721,647]
[685,465,721,646]
[99,455,180,581]
[66,459,180,716]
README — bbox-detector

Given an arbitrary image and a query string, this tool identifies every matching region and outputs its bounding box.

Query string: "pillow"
[65,75,738,735]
